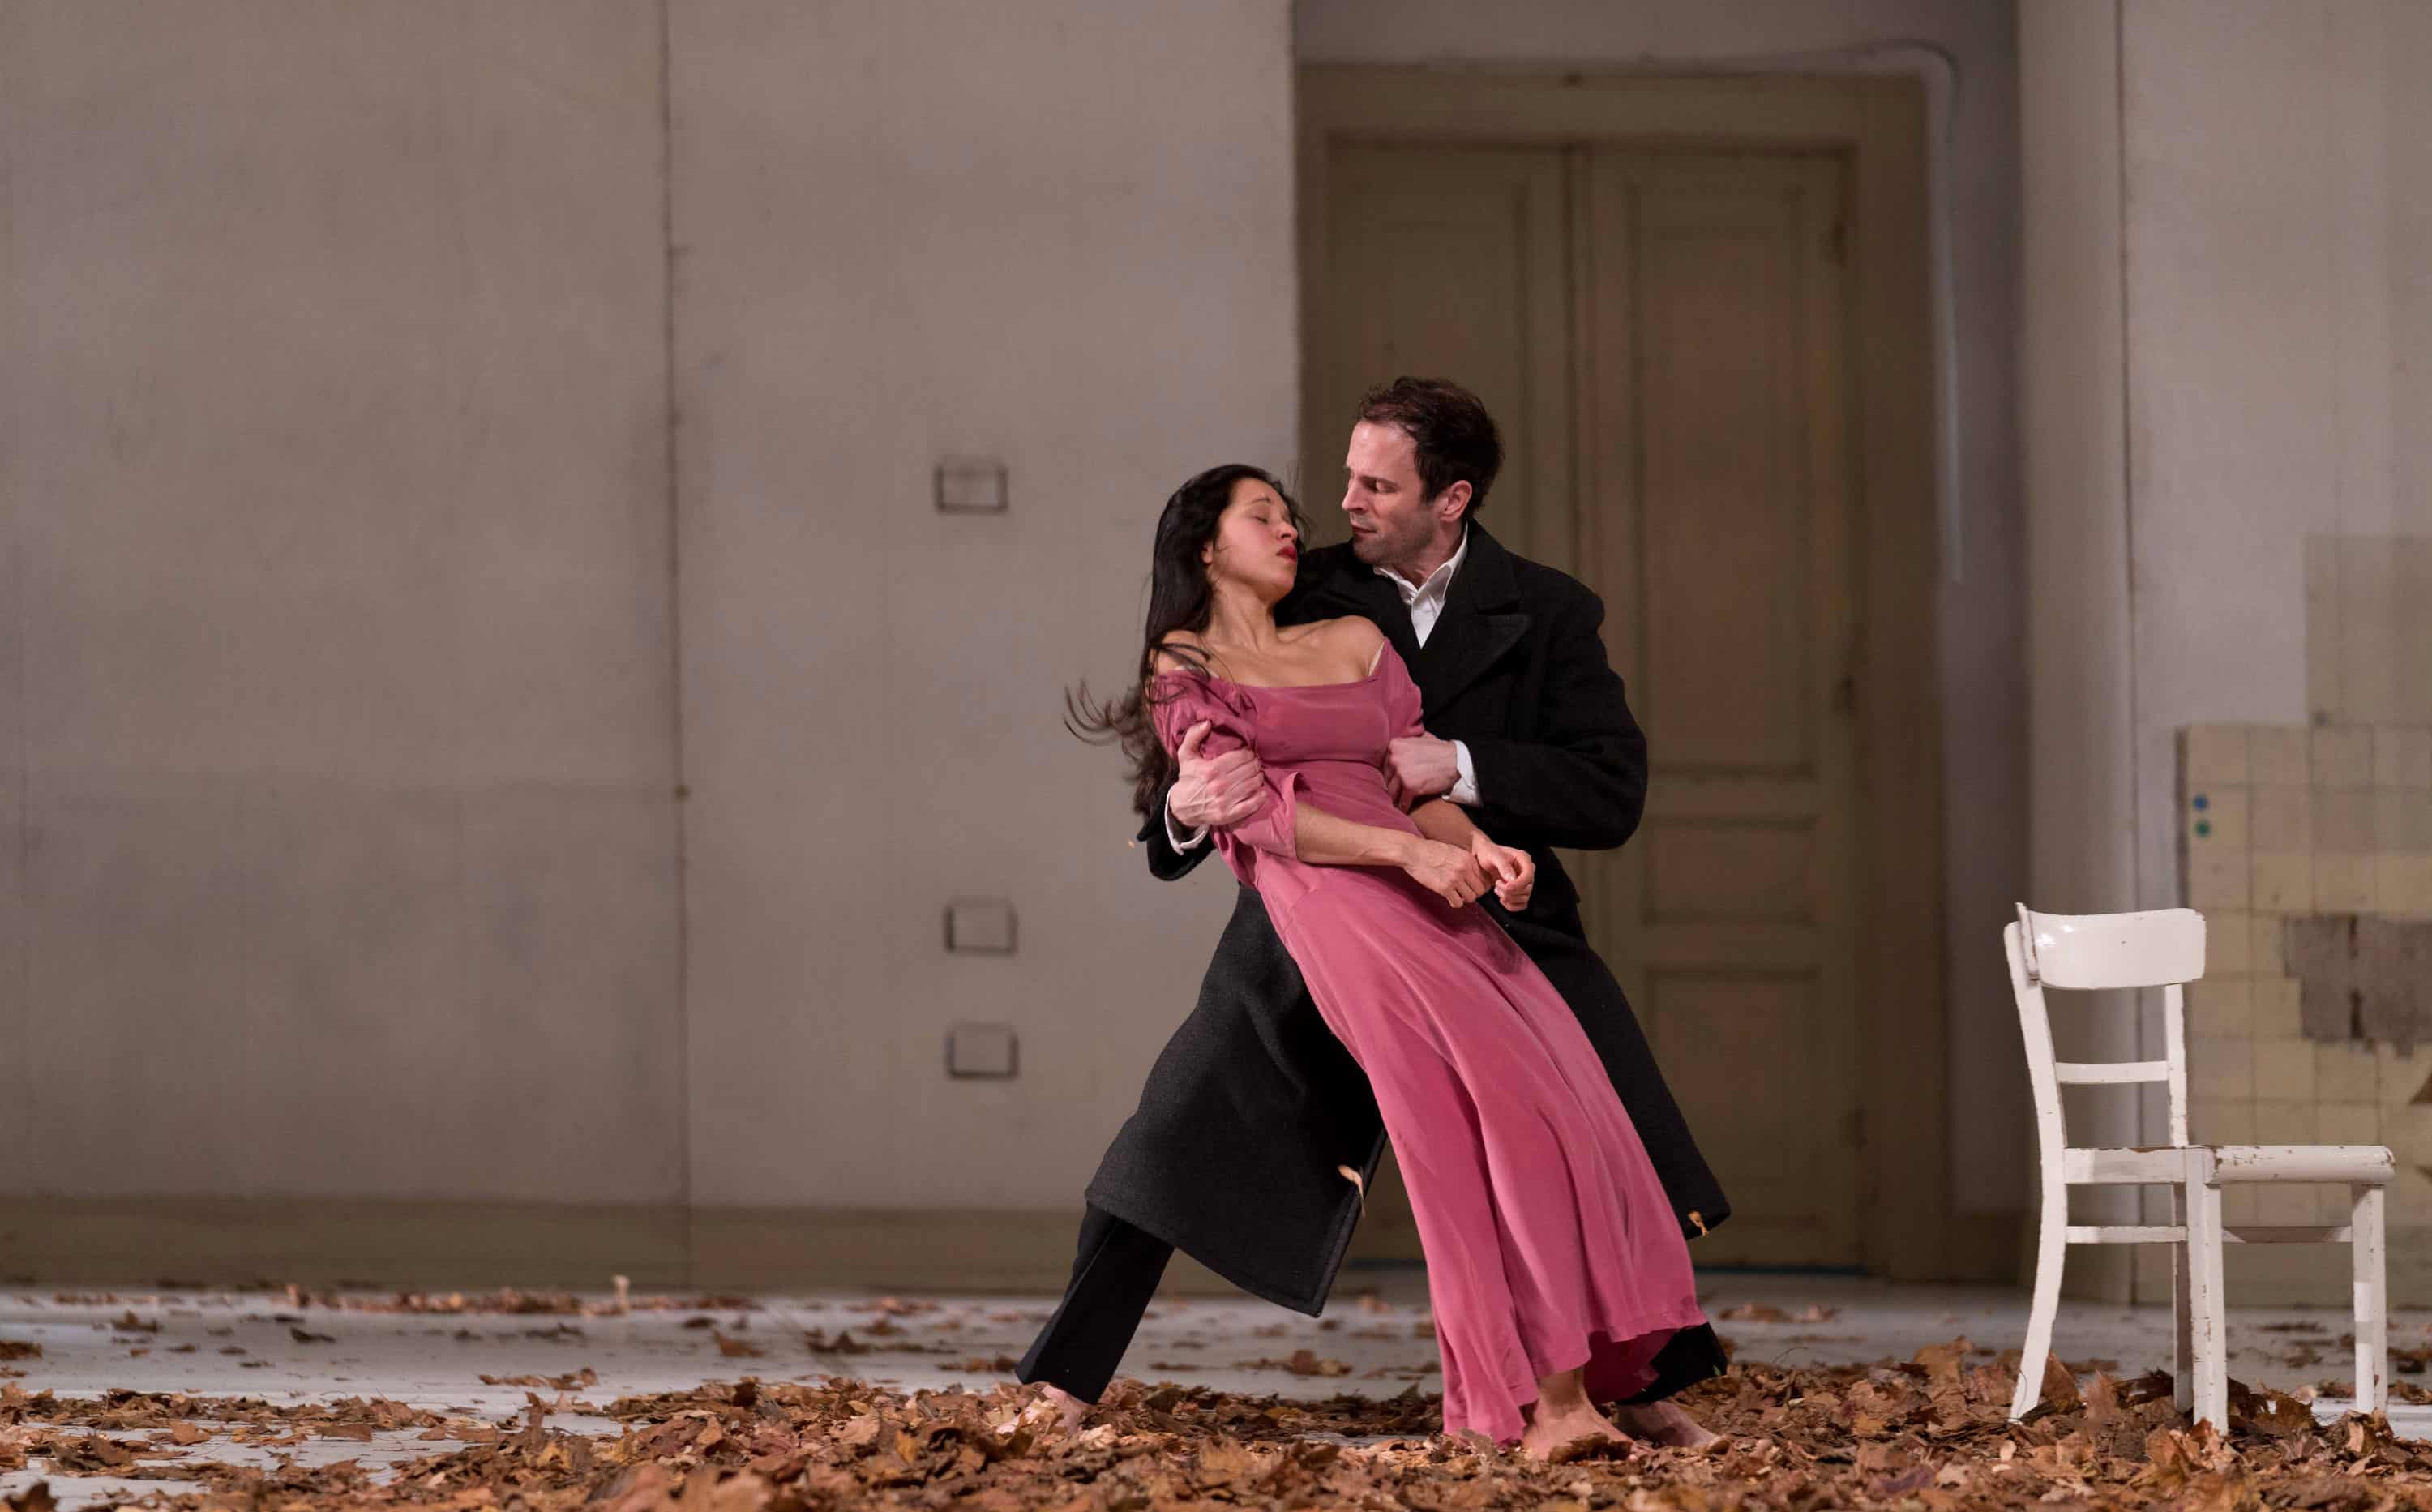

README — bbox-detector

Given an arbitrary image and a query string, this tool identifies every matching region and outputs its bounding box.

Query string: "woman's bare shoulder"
[1298,615,1385,652]
[1147,634,1212,679]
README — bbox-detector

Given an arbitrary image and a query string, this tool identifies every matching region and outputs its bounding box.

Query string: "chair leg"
[2185,1175,2229,1431]
[2010,1197,2068,1421]
[2353,1184,2387,1416]
[2171,1183,2194,1413]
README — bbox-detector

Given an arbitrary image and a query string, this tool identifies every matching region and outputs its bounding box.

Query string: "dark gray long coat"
[1083,525,1730,1317]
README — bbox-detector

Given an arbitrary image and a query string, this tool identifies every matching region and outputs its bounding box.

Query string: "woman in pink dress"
[1074,464,1710,1457]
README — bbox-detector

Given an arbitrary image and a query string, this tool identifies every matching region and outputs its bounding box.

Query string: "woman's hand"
[1471,834,1535,912]
[1402,838,1489,908]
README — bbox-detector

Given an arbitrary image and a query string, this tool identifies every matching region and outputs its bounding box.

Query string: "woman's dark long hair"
[1066,463,1304,819]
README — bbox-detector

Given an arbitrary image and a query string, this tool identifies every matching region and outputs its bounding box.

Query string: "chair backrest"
[2006,904,2205,1170]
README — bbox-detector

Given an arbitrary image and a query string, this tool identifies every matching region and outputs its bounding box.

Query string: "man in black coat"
[1016,378,1728,1443]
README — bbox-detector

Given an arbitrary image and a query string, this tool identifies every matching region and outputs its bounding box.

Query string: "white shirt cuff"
[1164,799,1211,853]
[1448,741,1480,806]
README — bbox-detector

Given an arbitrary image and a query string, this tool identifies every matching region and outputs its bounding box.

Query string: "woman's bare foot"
[1519,1367,1633,1462]
[1608,1399,1721,1449]
[1521,1403,1631,1461]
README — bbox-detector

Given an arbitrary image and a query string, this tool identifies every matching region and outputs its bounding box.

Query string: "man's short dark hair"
[1355,376,1505,518]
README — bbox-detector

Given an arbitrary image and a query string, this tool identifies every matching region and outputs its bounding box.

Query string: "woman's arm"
[1292,801,1422,867]
[1410,799,1482,850]
[1411,799,1536,912]
[1276,798,1488,908]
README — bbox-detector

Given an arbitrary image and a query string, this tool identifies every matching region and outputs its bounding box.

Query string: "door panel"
[1304,146,1573,572]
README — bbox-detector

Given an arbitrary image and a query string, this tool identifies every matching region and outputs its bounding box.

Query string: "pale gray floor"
[2,1271,2422,1507]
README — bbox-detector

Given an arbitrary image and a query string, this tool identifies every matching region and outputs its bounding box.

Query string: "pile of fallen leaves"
[0,1384,483,1488]
[5,1338,2430,1510]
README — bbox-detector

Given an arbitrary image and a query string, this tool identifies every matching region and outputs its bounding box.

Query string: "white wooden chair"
[2006,903,2392,1428]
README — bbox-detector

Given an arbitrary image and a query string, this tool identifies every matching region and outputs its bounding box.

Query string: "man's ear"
[1437,481,1473,523]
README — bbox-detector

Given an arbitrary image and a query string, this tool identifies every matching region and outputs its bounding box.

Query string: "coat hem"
[1084,1128,1385,1319]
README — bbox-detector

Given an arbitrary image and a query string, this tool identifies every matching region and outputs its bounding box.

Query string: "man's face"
[1340,420,1460,571]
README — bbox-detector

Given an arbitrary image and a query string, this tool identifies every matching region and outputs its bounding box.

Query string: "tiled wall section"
[2180,724,2432,1304]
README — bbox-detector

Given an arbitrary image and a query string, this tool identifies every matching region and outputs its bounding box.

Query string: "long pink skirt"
[1272,867,1707,1446]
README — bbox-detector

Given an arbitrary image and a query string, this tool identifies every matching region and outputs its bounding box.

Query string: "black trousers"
[1016,1203,1728,1407]
[1015,1203,1174,1402]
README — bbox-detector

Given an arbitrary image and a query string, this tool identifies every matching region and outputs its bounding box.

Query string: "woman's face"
[1201,477,1300,600]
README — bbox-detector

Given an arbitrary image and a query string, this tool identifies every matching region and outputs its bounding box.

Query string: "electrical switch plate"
[946,1022,1018,1079]
[944,897,1016,954]
[936,458,1009,513]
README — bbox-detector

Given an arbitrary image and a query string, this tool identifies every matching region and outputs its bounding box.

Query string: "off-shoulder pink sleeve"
[1146,674,1300,865]
[1377,641,1426,741]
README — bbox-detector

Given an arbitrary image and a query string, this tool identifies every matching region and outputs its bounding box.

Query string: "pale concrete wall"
[2023,0,2432,1300]
[669,0,1299,1209]
[1296,0,2033,1213]
[0,0,1297,1226]
[2122,0,2432,905]
[2123,0,2432,1300]
[0,2,686,1202]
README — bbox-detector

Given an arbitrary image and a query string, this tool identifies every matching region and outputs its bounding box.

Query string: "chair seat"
[2061,1143,2395,1186]
[2208,1144,2393,1185]
[2062,1146,2197,1184]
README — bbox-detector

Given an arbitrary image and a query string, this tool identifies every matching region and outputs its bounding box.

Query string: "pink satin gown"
[1149,643,1705,1446]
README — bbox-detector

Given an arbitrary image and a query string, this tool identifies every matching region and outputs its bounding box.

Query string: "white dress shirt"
[1167,529,1480,852]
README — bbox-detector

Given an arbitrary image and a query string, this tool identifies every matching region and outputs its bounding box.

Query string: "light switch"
[944,897,1017,954]
[936,458,1009,513]
[946,1022,1018,1079]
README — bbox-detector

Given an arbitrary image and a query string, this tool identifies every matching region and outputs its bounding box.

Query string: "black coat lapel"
[1414,525,1530,709]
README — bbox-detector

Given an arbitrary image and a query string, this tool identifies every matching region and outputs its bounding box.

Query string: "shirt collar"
[1375,525,1471,605]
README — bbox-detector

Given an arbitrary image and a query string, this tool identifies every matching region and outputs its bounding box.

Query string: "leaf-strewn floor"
[4,1281,2428,1510]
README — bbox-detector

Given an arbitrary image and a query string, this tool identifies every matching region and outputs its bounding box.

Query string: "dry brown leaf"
[803,1327,867,1355]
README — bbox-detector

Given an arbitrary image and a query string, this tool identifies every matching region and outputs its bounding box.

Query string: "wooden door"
[1311,142,1865,1268]
[1577,153,1863,1267]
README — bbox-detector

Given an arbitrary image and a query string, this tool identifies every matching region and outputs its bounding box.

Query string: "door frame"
[1298,68,1989,1282]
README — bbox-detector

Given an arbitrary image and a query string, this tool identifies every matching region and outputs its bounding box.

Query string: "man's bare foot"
[1519,1402,1632,1463]
[1036,1384,1090,1433]
[1000,1383,1090,1437]
[1608,1399,1721,1449]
